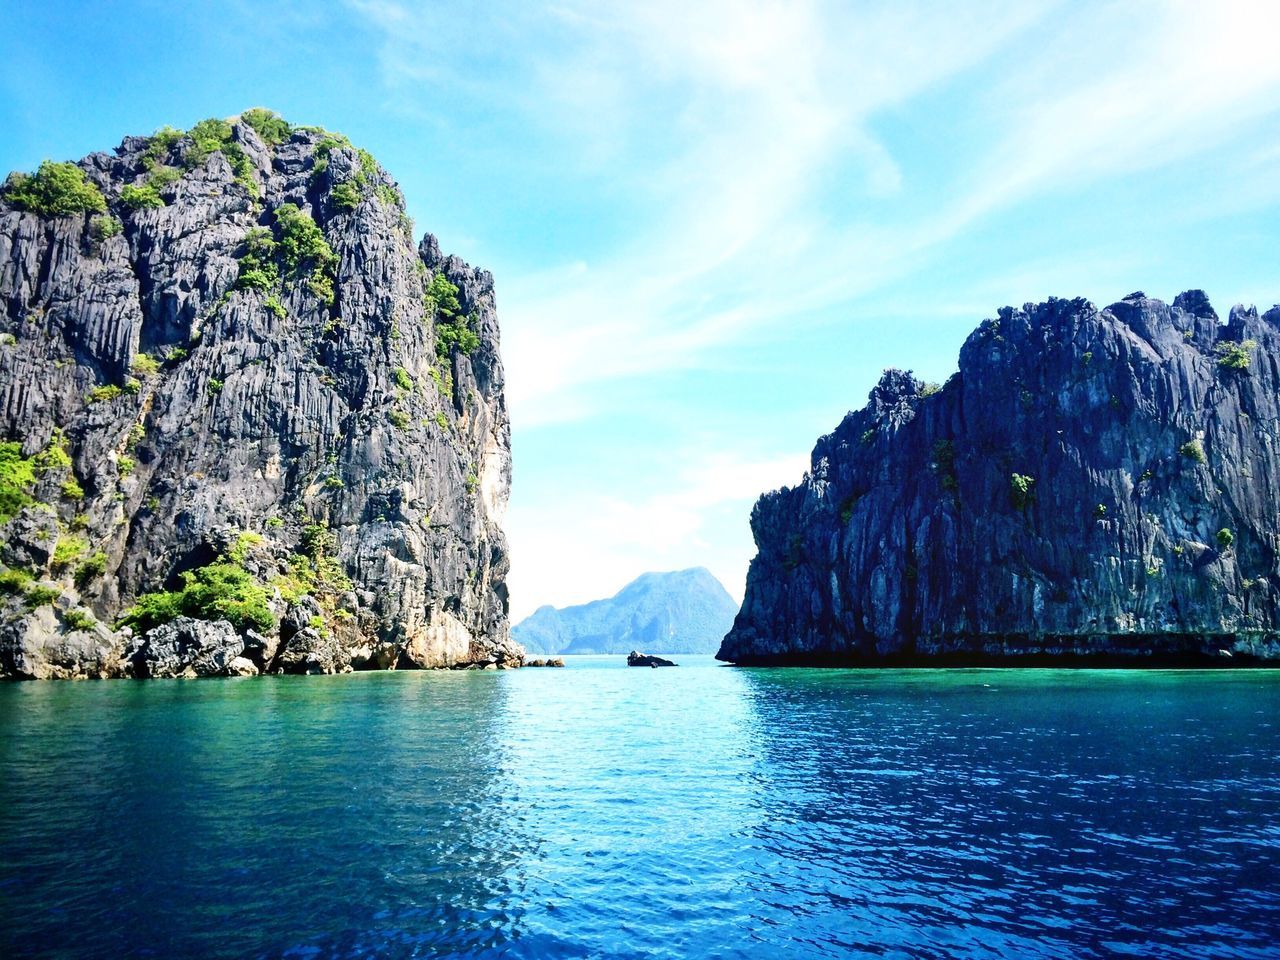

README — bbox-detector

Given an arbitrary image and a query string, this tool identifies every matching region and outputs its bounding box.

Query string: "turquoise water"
[1,657,1278,959]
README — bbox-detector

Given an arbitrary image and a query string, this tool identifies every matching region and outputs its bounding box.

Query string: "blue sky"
[3,1,1279,620]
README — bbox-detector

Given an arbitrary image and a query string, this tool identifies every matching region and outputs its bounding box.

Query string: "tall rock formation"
[0,111,519,678]
[720,292,1280,665]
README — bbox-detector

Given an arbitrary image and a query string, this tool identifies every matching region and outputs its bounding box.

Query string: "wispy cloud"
[504,447,808,619]
[348,0,1280,615]
[348,0,1062,425]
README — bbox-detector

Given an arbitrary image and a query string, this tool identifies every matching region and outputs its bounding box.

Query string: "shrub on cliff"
[1010,473,1035,510]
[120,184,164,210]
[235,227,280,290]
[239,108,291,146]
[119,560,274,634]
[330,181,362,212]
[91,215,123,240]
[275,203,338,305]
[184,118,257,196]
[426,273,480,358]
[3,161,106,216]
[0,442,37,523]
[1216,340,1257,371]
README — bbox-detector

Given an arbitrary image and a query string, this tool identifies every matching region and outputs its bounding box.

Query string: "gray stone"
[0,508,61,571]
[721,292,1280,666]
[124,616,244,678]
[226,656,258,677]
[0,114,520,678]
[274,626,351,675]
[0,595,125,679]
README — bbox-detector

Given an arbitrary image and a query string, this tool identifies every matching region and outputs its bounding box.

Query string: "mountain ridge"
[515,567,737,655]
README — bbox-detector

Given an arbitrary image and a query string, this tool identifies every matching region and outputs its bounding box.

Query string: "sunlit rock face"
[0,114,519,678]
[722,291,1280,665]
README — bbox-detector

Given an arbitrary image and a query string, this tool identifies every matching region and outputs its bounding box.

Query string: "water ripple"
[1,661,1278,958]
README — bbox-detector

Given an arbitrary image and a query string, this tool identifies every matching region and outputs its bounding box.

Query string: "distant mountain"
[514,568,739,655]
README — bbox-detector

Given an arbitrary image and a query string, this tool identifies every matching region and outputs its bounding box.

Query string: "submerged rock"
[627,650,676,667]
[0,110,521,679]
[721,292,1280,666]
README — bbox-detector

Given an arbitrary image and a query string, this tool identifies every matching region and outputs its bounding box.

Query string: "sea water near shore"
[1,656,1278,959]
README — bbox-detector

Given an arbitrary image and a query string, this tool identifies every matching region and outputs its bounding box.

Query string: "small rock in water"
[627,650,676,668]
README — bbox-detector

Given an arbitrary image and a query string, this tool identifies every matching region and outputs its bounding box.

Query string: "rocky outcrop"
[522,657,565,667]
[721,291,1280,665]
[0,111,519,678]
[123,617,246,678]
[627,651,676,667]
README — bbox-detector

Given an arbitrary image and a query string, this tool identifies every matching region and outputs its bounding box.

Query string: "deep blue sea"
[1,657,1278,959]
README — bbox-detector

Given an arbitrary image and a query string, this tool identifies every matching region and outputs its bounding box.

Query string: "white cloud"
[349,0,1280,619]
[349,0,1061,426]
[353,3,1280,430]
[504,448,808,620]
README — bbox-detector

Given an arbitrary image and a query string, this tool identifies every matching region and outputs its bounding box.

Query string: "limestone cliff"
[721,291,1280,665]
[0,110,519,678]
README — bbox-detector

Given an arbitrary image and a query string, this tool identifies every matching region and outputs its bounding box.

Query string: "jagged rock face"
[721,291,1280,665]
[0,115,519,677]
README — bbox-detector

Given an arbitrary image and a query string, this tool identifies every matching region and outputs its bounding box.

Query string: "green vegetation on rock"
[62,608,96,632]
[330,180,362,212]
[1010,473,1035,510]
[275,204,338,305]
[264,294,286,319]
[0,442,37,524]
[87,384,123,404]
[2,161,106,216]
[0,568,33,594]
[74,551,107,589]
[425,273,479,358]
[185,117,257,196]
[131,354,161,377]
[91,215,123,240]
[1216,339,1257,371]
[1180,439,1206,464]
[51,536,88,573]
[120,558,274,634]
[120,183,165,210]
[235,227,280,290]
[24,585,59,609]
[142,126,184,168]
[239,108,291,146]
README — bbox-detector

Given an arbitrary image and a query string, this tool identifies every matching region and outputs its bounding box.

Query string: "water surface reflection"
[1,663,1278,959]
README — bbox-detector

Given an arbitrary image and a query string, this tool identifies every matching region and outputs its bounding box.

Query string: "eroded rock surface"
[0,112,519,678]
[721,292,1280,665]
